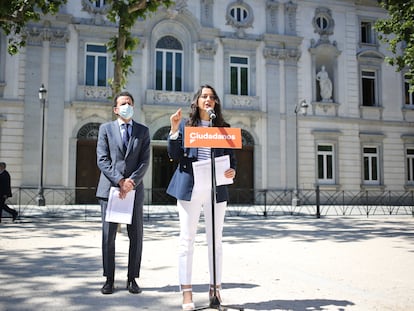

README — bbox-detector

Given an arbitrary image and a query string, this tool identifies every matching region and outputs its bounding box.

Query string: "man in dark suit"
[96,91,150,295]
[0,162,18,223]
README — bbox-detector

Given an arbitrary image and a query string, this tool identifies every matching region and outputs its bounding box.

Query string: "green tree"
[106,0,174,96]
[0,0,67,55]
[375,1,414,89]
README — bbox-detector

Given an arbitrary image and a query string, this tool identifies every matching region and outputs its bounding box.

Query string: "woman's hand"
[224,168,236,179]
[170,108,182,134]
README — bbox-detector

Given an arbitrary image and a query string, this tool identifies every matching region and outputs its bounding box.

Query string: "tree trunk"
[112,22,126,97]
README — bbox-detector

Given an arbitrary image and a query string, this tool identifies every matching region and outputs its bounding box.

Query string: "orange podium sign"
[184,127,242,149]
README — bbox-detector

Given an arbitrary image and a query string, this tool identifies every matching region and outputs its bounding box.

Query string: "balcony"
[145,90,261,112]
[223,94,260,111]
[145,89,192,106]
[77,85,112,101]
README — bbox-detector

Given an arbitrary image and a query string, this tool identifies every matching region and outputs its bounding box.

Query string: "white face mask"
[118,104,134,119]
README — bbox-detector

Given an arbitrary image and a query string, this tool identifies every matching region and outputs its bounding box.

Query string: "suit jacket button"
[183,165,187,168]
[184,153,188,157]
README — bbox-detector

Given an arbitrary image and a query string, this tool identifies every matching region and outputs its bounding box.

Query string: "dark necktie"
[122,123,130,149]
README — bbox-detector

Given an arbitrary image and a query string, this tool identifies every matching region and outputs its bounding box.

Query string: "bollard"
[316,185,320,218]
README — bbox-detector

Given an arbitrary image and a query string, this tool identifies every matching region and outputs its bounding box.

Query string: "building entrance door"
[76,139,100,204]
[152,145,177,203]
[230,147,254,204]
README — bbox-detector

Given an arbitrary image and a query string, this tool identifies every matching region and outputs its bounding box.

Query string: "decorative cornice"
[267,0,279,10]
[196,41,217,58]
[263,47,284,60]
[167,0,188,17]
[285,1,298,13]
[24,25,69,47]
[263,47,301,61]
[175,0,188,11]
[401,133,414,142]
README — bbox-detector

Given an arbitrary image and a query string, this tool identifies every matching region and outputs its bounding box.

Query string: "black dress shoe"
[101,278,114,294]
[12,212,18,221]
[126,279,142,294]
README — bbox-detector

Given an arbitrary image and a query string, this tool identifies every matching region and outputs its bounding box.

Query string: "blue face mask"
[118,104,134,119]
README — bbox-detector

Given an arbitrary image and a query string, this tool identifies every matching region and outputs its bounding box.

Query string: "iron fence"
[2,186,413,221]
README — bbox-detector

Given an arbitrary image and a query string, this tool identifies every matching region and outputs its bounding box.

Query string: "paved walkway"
[0,214,413,310]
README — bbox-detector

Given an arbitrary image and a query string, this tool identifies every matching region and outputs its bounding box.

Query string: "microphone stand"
[194,117,243,311]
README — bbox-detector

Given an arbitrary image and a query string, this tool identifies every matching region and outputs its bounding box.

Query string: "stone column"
[263,47,282,188]
[196,40,217,87]
[283,49,301,190]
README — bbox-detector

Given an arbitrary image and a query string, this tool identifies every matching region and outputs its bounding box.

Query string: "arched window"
[155,36,183,91]
[241,129,254,146]
[316,15,329,30]
[152,126,170,140]
[225,1,254,35]
[230,6,249,23]
[77,123,100,140]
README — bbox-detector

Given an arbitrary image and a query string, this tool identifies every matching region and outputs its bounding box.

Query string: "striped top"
[197,120,211,160]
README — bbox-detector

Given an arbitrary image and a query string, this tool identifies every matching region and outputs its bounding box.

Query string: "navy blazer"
[166,120,237,202]
[96,119,150,199]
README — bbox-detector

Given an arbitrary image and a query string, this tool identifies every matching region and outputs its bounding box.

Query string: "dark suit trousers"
[0,197,17,221]
[99,196,144,280]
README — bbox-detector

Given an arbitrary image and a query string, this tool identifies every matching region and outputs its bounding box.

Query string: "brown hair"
[186,84,229,127]
[113,91,135,107]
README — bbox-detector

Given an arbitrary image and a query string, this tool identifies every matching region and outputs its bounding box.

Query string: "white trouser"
[177,189,226,288]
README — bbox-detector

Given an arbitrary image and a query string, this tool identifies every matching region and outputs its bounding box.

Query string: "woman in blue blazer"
[167,85,237,310]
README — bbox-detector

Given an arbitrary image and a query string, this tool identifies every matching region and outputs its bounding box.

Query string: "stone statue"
[316,65,332,102]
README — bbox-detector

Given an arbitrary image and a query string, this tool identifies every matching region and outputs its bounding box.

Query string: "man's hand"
[118,178,136,199]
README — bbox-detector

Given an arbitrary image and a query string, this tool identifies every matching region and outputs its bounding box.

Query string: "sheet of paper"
[192,155,233,192]
[105,187,135,224]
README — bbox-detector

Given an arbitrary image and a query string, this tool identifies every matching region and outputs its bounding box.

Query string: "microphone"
[206,107,216,119]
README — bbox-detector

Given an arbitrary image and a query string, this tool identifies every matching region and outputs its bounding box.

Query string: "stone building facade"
[0,0,412,204]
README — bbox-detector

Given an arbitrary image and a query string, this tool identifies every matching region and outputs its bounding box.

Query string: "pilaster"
[22,23,69,186]
[197,40,217,86]
[263,48,282,188]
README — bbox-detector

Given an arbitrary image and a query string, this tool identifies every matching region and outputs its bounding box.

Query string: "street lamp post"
[292,99,308,207]
[37,84,47,206]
